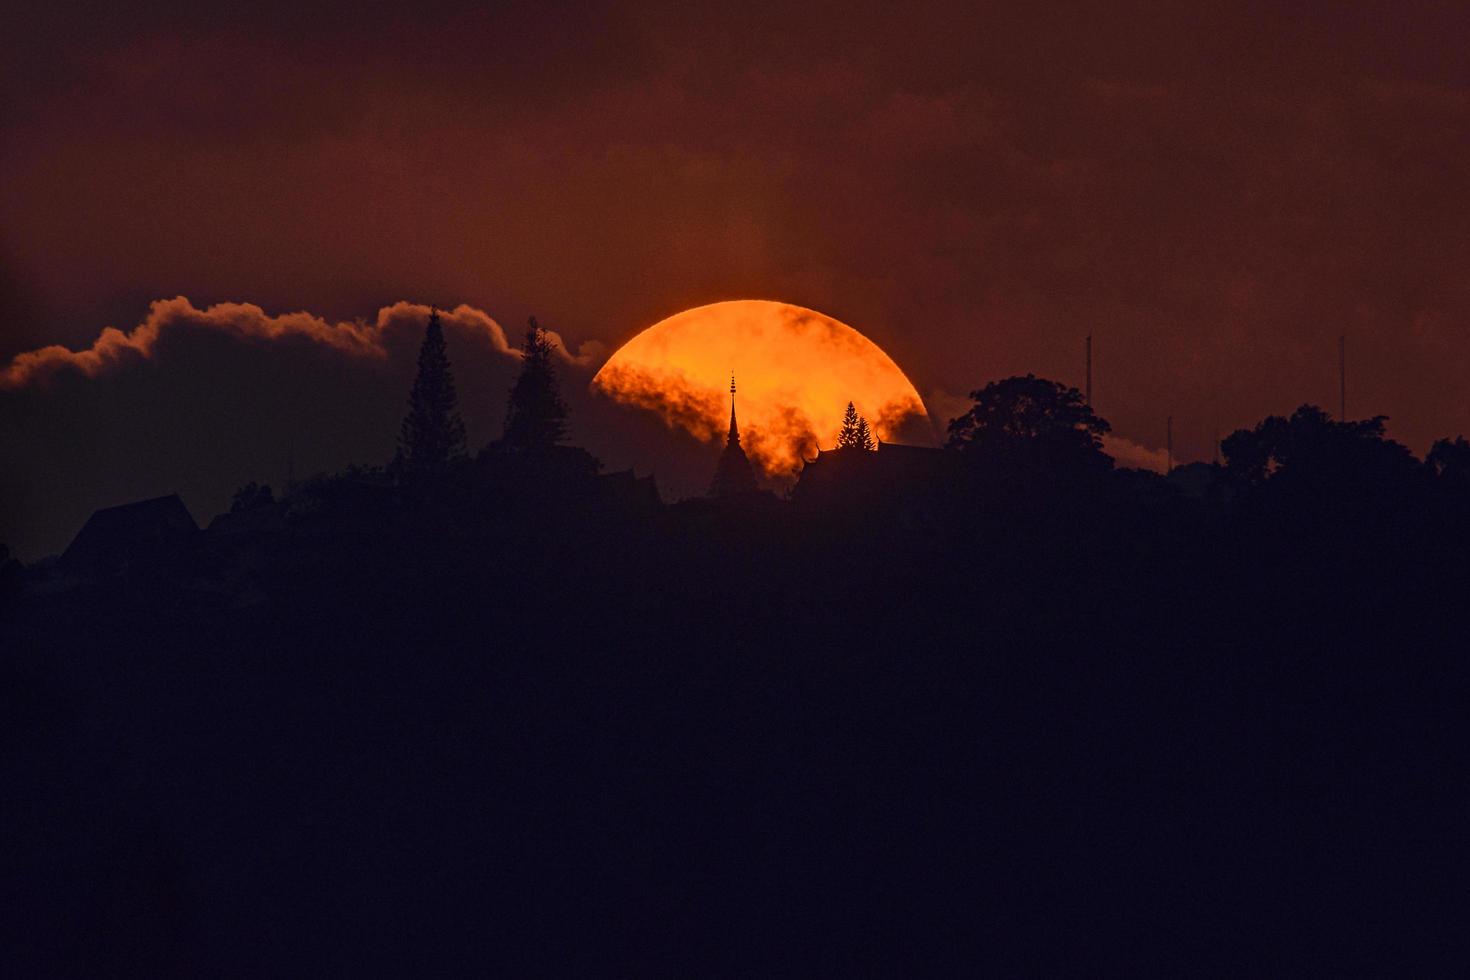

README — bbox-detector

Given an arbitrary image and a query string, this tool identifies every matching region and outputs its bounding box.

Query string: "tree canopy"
[1221,405,1418,487]
[230,482,275,513]
[945,374,1111,473]
[1426,436,1470,486]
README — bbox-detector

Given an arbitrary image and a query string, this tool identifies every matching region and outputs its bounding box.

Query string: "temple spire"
[710,370,758,496]
[728,372,740,445]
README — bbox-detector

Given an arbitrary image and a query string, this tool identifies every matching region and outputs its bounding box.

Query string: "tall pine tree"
[502,317,568,450]
[398,308,467,479]
[835,401,876,450]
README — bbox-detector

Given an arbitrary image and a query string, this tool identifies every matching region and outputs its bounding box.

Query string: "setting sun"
[591,300,929,476]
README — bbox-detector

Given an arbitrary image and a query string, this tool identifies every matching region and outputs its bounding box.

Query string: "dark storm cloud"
[2,1,1469,552]
[0,299,611,559]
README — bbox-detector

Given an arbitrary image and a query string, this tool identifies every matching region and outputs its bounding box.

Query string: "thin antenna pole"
[1085,335,1092,408]
[1212,425,1219,466]
[1339,334,1346,420]
[1166,415,1173,475]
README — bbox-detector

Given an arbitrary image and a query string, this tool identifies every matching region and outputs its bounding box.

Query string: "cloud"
[6,3,1470,474]
[592,362,726,443]
[0,298,604,392]
[534,329,608,369]
[923,388,973,437]
[593,361,822,477]
[5,3,1470,547]
[595,358,929,478]
[1102,435,1171,474]
[0,296,622,561]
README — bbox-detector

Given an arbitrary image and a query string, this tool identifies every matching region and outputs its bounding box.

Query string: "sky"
[3,1,1469,557]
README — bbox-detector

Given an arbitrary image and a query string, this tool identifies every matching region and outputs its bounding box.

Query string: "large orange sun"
[591,300,929,476]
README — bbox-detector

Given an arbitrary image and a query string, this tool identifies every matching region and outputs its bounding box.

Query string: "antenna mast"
[1166,415,1173,475]
[1085,335,1092,408]
[1339,334,1346,420]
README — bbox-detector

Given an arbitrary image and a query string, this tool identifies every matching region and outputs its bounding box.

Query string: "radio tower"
[1339,334,1346,420]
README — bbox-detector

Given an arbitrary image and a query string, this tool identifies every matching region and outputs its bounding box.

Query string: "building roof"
[62,494,198,571]
[804,441,948,474]
[795,441,960,512]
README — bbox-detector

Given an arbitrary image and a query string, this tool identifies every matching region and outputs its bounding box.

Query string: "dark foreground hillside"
[4,439,1469,974]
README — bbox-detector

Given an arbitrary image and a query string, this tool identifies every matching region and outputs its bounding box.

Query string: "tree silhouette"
[398,309,467,478]
[230,482,274,513]
[1221,405,1416,487]
[0,540,19,600]
[502,317,568,451]
[946,374,1110,472]
[835,402,875,450]
[1426,436,1470,486]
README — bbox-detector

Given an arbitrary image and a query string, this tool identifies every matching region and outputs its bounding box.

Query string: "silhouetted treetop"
[835,401,875,451]
[230,482,275,513]
[946,374,1111,473]
[501,317,568,451]
[1426,436,1470,486]
[1221,405,1417,487]
[398,308,467,479]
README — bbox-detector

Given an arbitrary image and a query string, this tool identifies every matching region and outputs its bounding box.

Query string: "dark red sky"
[3,1,1469,555]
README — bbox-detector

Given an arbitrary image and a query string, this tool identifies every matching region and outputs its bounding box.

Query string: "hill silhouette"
[3,323,1468,972]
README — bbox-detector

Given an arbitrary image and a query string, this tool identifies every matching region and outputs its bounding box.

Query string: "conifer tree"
[836,401,876,450]
[398,308,467,478]
[836,402,862,448]
[502,316,568,450]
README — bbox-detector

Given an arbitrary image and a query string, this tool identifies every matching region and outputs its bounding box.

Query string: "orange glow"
[592,300,928,476]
